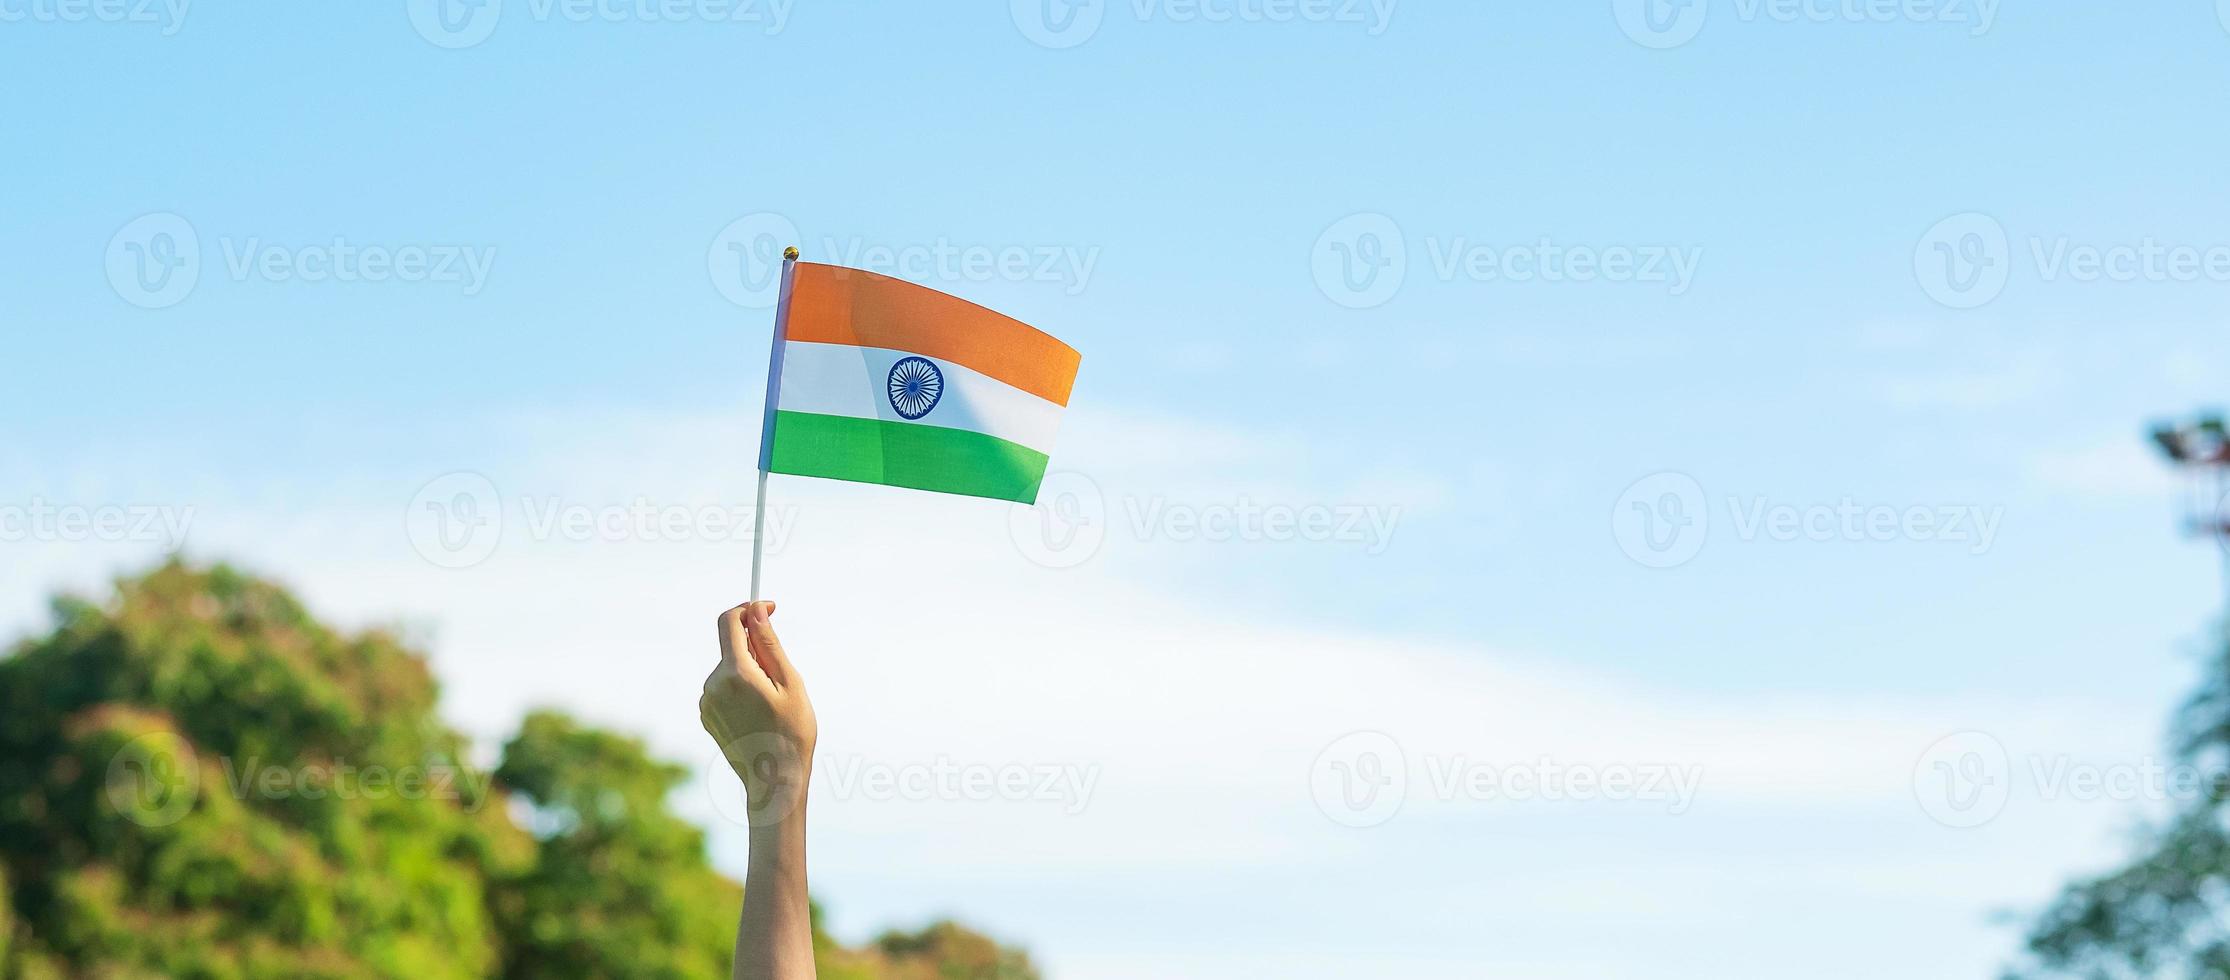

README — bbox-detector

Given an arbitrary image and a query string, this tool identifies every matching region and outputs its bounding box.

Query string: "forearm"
[734,805,814,980]
[704,599,817,980]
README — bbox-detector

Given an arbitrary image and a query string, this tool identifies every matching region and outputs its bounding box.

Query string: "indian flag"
[757,261,1082,504]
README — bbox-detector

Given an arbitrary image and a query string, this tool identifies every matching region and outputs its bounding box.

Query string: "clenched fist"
[701,600,817,827]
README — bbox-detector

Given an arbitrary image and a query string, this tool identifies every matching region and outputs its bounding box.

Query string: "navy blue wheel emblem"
[887,356,944,420]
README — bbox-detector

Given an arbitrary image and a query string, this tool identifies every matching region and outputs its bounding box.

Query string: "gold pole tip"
[783,246,799,261]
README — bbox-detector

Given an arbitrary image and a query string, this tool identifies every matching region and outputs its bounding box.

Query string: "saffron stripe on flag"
[784,263,1081,406]
[765,410,1050,504]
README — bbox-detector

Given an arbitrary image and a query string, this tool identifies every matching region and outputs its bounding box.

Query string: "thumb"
[746,601,798,687]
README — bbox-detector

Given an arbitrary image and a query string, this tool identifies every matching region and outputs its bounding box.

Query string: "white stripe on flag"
[775,340,1065,453]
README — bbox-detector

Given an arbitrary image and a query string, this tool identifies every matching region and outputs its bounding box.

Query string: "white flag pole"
[750,245,800,606]
[748,468,770,604]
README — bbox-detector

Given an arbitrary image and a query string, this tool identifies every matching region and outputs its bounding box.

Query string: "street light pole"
[2149,414,2230,569]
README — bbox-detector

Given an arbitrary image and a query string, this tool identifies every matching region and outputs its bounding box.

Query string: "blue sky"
[8,2,2230,977]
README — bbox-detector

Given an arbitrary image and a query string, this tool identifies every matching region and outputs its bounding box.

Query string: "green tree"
[0,561,1037,980]
[2015,635,2230,976]
[489,711,741,979]
[867,921,1041,980]
[0,861,12,966]
[0,561,522,978]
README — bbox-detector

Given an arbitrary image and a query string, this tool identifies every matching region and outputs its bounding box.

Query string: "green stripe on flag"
[766,411,1050,503]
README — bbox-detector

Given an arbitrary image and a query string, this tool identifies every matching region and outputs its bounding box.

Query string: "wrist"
[747,798,808,867]
[723,730,813,822]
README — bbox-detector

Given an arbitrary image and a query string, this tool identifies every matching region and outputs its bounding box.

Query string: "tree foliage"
[490,711,741,979]
[0,561,1037,980]
[2015,633,2230,978]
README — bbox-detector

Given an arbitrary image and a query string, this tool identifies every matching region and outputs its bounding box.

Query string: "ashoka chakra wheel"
[887,356,944,420]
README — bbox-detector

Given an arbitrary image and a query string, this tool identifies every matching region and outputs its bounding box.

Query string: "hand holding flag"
[701,600,814,821]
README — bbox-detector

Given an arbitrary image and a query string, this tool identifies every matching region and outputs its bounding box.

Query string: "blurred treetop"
[0,560,1037,980]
